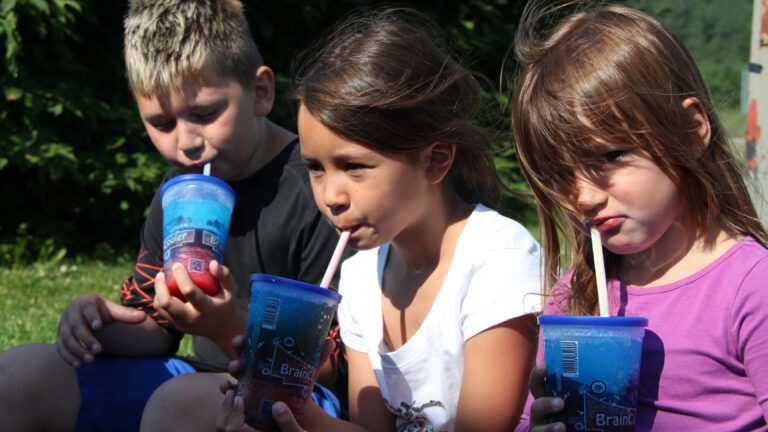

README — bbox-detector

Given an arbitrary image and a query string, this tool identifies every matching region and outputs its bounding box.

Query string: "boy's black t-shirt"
[120,140,345,375]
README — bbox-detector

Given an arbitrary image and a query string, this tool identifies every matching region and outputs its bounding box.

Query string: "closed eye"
[344,162,368,173]
[193,108,220,124]
[603,150,626,163]
[304,162,324,175]
[149,119,176,132]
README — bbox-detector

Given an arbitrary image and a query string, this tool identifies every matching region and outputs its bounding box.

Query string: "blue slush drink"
[237,274,342,431]
[540,315,647,431]
[160,174,235,299]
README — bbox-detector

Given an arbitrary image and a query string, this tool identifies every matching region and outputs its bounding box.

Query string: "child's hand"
[216,389,308,432]
[270,402,308,432]
[226,334,245,379]
[219,335,336,431]
[529,363,566,432]
[55,294,146,368]
[153,260,246,352]
[216,388,256,432]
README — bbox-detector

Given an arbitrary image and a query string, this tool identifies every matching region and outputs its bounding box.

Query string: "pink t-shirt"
[517,237,768,430]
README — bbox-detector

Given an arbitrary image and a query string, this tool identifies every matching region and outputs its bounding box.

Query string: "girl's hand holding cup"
[528,363,566,432]
[217,334,335,431]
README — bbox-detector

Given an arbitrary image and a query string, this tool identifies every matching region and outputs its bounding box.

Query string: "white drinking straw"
[590,226,610,317]
[203,163,211,176]
[320,230,351,289]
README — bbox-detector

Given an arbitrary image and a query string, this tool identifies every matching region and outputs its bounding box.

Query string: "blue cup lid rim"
[160,174,235,200]
[249,273,342,302]
[539,315,647,327]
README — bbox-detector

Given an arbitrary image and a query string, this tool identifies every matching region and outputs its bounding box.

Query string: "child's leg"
[141,371,230,431]
[141,373,344,431]
[0,343,80,431]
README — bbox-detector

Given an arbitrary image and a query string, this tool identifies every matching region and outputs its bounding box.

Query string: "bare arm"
[455,314,538,432]
[346,348,396,432]
[92,317,174,356]
[55,293,175,367]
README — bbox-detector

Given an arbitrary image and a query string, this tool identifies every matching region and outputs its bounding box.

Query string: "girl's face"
[297,105,433,250]
[568,147,683,256]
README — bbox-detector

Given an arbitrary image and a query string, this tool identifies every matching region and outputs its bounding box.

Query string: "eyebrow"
[142,112,170,123]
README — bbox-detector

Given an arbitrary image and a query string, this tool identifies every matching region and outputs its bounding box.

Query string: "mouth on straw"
[590,226,610,317]
[320,230,351,289]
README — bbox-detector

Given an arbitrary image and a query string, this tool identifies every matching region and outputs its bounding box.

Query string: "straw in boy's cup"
[540,315,647,431]
[160,174,235,300]
[237,274,342,431]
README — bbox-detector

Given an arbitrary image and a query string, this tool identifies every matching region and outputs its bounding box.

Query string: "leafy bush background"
[0,0,751,264]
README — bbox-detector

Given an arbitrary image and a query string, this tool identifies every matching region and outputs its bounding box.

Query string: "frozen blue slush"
[160,174,235,299]
[237,274,341,431]
[540,315,647,431]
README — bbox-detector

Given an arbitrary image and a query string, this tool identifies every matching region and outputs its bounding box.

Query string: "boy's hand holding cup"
[153,259,245,351]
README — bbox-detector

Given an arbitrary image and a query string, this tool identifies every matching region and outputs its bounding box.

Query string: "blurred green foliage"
[0,0,752,265]
[628,0,753,111]
[0,1,163,265]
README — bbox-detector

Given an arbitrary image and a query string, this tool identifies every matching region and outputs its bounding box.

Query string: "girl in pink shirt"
[510,1,768,430]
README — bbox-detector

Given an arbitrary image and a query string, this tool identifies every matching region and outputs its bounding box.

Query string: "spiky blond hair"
[124,0,262,96]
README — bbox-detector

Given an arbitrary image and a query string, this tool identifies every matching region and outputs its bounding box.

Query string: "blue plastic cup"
[237,274,342,431]
[160,174,235,299]
[540,315,647,431]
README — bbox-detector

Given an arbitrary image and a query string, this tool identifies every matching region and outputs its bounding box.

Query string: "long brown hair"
[291,7,505,207]
[510,0,767,315]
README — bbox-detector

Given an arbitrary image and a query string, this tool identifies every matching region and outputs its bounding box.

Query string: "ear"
[682,97,711,148]
[251,65,276,116]
[421,142,455,184]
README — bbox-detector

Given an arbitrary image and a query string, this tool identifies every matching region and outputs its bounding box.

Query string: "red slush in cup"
[540,315,647,431]
[237,274,342,431]
[161,174,235,300]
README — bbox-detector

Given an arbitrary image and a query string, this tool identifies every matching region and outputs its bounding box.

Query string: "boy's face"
[135,69,272,181]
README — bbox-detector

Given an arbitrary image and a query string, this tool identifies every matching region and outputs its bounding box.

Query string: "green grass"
[720,106,746,139]
[0,260,193,355]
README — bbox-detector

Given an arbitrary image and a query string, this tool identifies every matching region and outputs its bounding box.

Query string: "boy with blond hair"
[0,1,344,430]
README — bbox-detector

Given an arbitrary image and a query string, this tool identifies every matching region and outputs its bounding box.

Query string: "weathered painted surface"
[746,0,768,221]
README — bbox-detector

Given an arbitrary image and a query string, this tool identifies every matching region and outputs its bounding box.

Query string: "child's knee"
[143,372,226,431]
[0,343,80,429]
[148,372,224,409]
[1,343,75,389]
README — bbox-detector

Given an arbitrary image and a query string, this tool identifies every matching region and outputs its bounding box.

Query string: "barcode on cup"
[561,340,579,377]
[262,297,280,330]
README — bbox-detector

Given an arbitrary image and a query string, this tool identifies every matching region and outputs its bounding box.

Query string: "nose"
[321,174,350,216]
[574,173,606,214]
[177,121,205,160]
